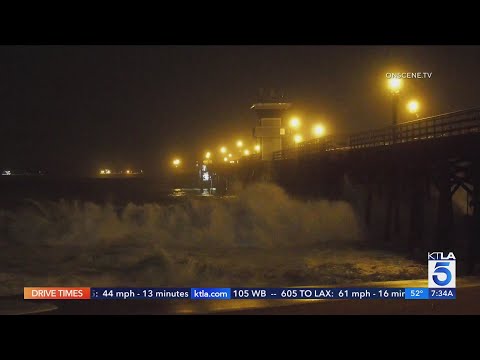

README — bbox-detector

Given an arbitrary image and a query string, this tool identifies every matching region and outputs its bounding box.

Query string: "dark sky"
[1,45,479,176]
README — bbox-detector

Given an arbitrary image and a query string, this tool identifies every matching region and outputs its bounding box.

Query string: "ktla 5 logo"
[428,252,456,288]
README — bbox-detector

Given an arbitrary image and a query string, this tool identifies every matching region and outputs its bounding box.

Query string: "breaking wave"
[0,183,426,295]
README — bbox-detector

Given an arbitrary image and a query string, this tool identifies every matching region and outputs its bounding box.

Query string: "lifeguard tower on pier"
[251,89,291,160]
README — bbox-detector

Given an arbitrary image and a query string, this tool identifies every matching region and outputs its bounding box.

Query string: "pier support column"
[365,184,373,228]
[435,164,454,250]
[384,185,394,242]
[393,181,401,234]
[467,165,480,274]
[384,163,399,243]
[409,174,425,255]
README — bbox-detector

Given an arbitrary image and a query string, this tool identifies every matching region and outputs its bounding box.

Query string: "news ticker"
[23,287,456,300]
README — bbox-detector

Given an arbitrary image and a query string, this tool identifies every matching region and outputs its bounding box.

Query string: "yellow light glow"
[223,157,228,162]
[228,153,232,158]
[205,151,211,159]
[388,78,402,93]
[236,140,243,148]
[100,170,105,174]
[289,117,300,128]
[126,170,131,174]
[293,134,303,144]
[244,149,250,156]
[105,169,111,174]
[173,159,181,167]
[220,146,227,154]
[313,124,325,137]
[407,99,419,114]
[254,144,261,152]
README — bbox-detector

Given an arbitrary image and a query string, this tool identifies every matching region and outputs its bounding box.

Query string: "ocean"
[0,176,427,296]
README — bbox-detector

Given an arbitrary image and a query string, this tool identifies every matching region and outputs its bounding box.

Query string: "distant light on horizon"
[254,144,261,152]
[236,140,243,148]
[223,156,228,162]
[205,151,211,159]
[228,153,232,158]
[172,158,181,167]
[244,149,250,156]
[220,146,227,154]
[294,134,303,144]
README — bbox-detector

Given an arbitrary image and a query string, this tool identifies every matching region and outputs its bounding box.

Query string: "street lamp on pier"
[388,78,402,126]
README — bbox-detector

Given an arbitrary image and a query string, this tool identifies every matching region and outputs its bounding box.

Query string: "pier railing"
[272,107,480,160]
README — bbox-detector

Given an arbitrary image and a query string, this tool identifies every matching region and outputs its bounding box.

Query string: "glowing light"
[125,170,131,174]
[229,160,235,163]
[407,99,419,114]
[388,78,402,93]
[244,149,250,156]
[228,153,233,158]
[289,117,300,128]
[105,169,111,174]
[100,170,105,174]
[254,144,261,152]
[236,140,243,148]
[220,146,227,154]
[223,157,228,162]
[205,151,211,159]
[172,158,181,167]
[293,134,303,144]
[313,124,325,137]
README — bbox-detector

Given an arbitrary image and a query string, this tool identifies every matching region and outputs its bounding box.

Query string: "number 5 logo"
[433,262,452,286]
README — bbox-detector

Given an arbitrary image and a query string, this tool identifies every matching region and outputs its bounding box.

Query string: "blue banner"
[405,288,429,299]
[428,288,456,299]
[190,288,231,300]
[230,288,406,299]
[90,288,190,299]
[88,287,456,300]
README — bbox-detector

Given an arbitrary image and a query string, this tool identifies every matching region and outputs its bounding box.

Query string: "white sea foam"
[0,183,426,295]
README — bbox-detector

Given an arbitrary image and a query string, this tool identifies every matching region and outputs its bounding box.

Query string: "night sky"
[1,45,480,176]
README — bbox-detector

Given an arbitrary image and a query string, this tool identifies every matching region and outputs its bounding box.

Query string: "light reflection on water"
[170,188,188,197]
[169,188,218,198]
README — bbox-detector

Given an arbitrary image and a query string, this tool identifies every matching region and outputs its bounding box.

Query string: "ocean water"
[0,177,427,296]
